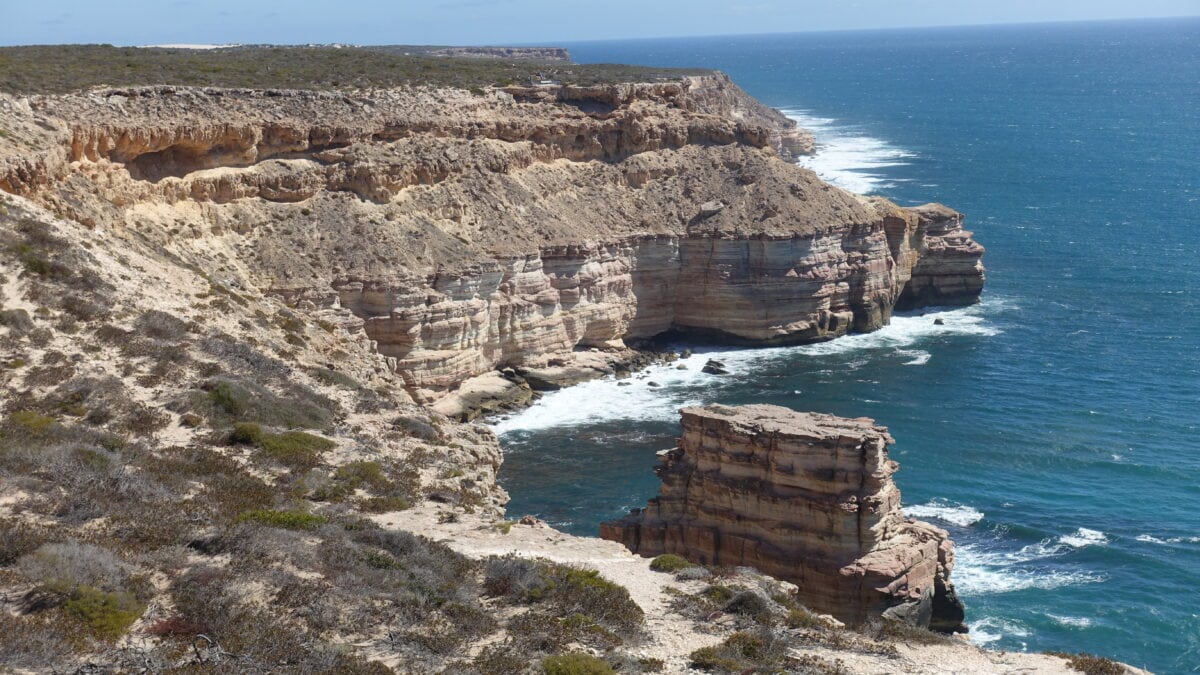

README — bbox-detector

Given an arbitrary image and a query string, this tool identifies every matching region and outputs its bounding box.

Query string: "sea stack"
[600,403,966,632]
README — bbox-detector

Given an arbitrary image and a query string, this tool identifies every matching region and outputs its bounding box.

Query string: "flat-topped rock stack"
[601,403,966,631]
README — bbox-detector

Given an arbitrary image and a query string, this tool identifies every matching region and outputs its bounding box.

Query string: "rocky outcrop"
[601,404,966,631]
[678,73,815,160]
[895,203,987,310]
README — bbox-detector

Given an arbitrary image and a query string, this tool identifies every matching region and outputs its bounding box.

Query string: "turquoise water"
[495,19,1200,672]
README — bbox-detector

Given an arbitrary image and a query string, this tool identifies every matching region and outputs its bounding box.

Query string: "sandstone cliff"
[0,76,982,406]
[601,403,966,632]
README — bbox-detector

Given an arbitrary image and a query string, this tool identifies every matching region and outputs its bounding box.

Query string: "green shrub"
[335,461,386,489]
[7,410,54,434]
[358,495,411,513]
[700,584,735,606]
[236,509,327,531]
[690,631,775,673]
[649,553,691,573]
[197,378,337,430]
[1046,651,1127,675]
[539,564,644,638]
[62,586,143,638]
[637,657,665,672]
[208,381,247,417]
[872,618,955,645]
[227,420,335,469]
[541,653,614,675]
[786,607,834,630]
[260,431,336,468]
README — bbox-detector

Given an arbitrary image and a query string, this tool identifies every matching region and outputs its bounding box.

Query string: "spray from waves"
[953,532,1109,596]
[1059,528,1109,548]
[1047,614,1094,629]
[906,499,984,526]
[491,301,1003,435]
[781,108,916,195]
[969,616,1031,645]
[897,349,931,365]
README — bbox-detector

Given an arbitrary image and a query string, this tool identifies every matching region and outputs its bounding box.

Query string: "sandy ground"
[378,505,1111,674]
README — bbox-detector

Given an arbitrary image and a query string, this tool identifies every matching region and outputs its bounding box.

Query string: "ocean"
[493,18,1200,672]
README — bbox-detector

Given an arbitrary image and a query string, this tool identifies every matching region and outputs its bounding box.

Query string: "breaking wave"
[491,302,1002,436]
[782,108,916,195]
[953,533,1108,596]
[906,500,984,526]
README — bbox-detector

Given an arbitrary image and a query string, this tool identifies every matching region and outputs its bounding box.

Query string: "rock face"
[895,203,987,310]
[0,75,982,403]
[600,404,966,631]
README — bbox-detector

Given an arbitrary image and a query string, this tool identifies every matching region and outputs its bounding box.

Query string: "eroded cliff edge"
[601,404,966,632]
[0,74,983,408]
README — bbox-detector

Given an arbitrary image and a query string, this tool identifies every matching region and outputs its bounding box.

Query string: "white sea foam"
[1047,614,1094,628]
[954,561,1106,595]
[782,108,916,194]
[1059,528,1109,548]
[491,302,1000,436]
[1136,534,1200,545]
[897,349,932,365]
[906,500,984,526]
[953,540,1107,596]
[969,617,1031,645]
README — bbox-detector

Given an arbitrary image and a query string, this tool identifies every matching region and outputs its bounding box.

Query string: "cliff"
[601,404,966,632]
[0,76,980,406]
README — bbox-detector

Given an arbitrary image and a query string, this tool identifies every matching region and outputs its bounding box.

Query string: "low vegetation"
[541,652,616,675]
[0,45,710,94]
[0,199,489,671]
[1046,651,1129,675]
[649,553,692,573]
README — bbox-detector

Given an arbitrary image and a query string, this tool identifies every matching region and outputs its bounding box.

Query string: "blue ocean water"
[495,19,1200,672]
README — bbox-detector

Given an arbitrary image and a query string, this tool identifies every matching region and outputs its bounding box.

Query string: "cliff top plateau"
[0,44,703,94]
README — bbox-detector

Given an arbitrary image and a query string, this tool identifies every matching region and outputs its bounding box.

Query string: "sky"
[2,0,1197,47]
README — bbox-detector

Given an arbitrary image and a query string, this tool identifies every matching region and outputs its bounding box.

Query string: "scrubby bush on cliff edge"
[1046,651,1128,675]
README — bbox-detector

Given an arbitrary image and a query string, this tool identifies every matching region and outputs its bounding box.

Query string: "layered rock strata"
[894,203,987,310]
[0,75,982,403]
[601,404,966,631]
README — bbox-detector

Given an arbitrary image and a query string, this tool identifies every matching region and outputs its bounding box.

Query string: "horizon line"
[1,14,1197,50]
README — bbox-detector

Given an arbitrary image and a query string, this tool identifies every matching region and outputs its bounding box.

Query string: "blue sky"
[3,1,1197,46]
